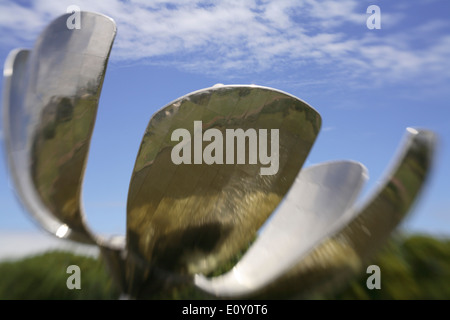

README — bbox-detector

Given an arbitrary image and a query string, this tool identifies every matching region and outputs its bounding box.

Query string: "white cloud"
[322,126,336,132]
[0,0,449,87]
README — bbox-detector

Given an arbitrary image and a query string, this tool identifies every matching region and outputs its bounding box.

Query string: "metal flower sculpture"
[2,12,436,299]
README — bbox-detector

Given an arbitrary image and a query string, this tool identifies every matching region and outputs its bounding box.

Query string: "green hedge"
[0,251,119,300]
[1,233,449,299]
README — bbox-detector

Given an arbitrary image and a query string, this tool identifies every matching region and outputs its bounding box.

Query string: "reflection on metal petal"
[125,85,321,296]
[194,160,368,297]
[246,128,436,299]
[2,12,117,244]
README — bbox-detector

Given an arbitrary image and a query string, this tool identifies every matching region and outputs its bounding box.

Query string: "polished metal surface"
[194,160,368,297]
[2,12,117,244]
[125,85,321,293]
[2,11,437,300]
[239,128,436,299]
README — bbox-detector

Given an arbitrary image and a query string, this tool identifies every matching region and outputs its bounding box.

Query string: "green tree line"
[0,233,449,299]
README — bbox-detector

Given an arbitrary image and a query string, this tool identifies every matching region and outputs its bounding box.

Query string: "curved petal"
[194,160,368,297]
[125,85,321,291]
[248,128,436,299]
[2,12,117,244]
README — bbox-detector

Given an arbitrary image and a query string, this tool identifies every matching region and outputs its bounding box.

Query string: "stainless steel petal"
[125,85,321,295]
[250,128,436,299]
[194,160,368,297]
[2,12,117,244]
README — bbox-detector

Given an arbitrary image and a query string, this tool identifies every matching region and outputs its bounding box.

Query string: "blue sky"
[0,0,449,257]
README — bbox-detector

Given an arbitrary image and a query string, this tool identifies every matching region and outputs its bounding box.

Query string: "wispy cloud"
[322,126,336,133]
[0,0,449,87]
